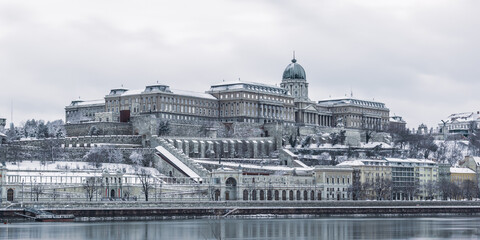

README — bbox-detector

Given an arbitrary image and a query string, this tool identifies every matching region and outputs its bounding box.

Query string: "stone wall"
[151,136,276,159]
[65,122,133,137]
[0,144,151,162]
[131,115,266,139]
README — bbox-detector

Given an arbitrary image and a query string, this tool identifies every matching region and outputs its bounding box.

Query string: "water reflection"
[1,216,480,240]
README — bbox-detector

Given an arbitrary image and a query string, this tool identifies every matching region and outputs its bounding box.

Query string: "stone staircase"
[157,138,210,178]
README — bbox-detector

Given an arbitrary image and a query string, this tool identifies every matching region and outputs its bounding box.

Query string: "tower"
[280,56,309,102]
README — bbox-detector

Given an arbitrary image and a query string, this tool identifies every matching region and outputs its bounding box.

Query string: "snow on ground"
[193,159,310,172]
[4,160,161,176]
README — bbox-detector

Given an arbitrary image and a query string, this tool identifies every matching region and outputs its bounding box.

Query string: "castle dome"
[282,58,306,80]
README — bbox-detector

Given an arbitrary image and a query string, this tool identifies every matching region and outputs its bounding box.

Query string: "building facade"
[65,57,390,132]
[438,111,480,138]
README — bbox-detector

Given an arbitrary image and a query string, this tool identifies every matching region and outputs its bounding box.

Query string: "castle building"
[389,115,407,132]
[65,56,390,131]
[65,99,106,124]
[207,81,295,124]
[438,111,480,138]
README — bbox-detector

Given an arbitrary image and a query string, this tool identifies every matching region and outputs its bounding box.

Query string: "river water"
[1,216,480,240]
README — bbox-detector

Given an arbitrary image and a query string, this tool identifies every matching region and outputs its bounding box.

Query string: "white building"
[439,111,480,137]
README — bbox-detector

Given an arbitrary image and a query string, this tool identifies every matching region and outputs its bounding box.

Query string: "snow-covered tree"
[83,145,124,167]
[130,151,144,166]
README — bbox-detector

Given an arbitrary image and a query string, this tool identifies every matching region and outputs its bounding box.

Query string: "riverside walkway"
[3,201,480,221]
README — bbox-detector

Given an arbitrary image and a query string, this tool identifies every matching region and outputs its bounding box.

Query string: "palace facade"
[65,57,390,131]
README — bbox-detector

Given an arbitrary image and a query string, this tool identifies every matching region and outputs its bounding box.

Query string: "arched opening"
[252,190,257,200]
[267,190,272,200]
[289,190,294,201]
[260,190,265,200]
[274,190,279,201]
[282,190,287,201]
[337,194,341,201]
[225,177,237,201]
[296,190,301,200]
[310,191,315,201]
[318,192,322,201]
[304,190,308,200]
[243,189,249,201]
[214,189,220,201]
[110,189,116,199]
[7,189,14,202]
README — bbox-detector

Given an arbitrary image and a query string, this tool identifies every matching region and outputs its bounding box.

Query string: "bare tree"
[437,177,451,200]
[403,180,420,200]
[424,180,437,200]
[136,168,153,201]
[462,180,479,200]
[32,183,44,201]
[83,177,102,201]
[83,145,124,167]
[373,178,392,200]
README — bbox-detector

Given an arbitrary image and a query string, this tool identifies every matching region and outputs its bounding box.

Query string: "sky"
[0,0,479,130]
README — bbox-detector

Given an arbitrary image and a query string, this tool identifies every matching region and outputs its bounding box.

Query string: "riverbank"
[2,201,480,222]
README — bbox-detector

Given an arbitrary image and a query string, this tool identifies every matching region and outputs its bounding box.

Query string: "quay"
[3,201,480,221]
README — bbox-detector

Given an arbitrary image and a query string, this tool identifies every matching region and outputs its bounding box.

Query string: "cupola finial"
[292,51,296,63]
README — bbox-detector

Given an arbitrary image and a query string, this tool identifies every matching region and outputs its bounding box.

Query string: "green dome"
[282,58,306,80]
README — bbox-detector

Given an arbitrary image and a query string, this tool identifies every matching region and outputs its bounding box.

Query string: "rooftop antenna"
[10,100,13,125]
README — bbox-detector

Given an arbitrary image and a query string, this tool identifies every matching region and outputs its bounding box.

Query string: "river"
[1,216,480,239]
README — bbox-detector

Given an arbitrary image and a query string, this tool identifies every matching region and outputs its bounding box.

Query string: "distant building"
[0,118,6,144]
[417,123,428,135]
[65,99,105,124]
[438,111,480,138]
[207,81,296,124]
[317,98,390,130]
[339,157,438,200]
[65,56,390,132]
[450,167,476,186]
[389,115,406,132]
[459,156,480,188]
[0,117,5,132]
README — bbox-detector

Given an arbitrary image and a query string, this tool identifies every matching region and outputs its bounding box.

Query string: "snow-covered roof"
[443,111,480,123]
[67,99,105,107]
[77,99,105,106]
[450,167,475,174]
[119,89,143,96]
[384,158,436,165]
[390,116,406,123]
[337,160,365,166]
[209,80,289,95]
[170,89,216,100]
[193,159,305,172]
[317,97,387,109]
[113,88,216,100]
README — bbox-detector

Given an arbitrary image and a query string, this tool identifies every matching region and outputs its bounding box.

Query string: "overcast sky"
[1,0,479,130]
